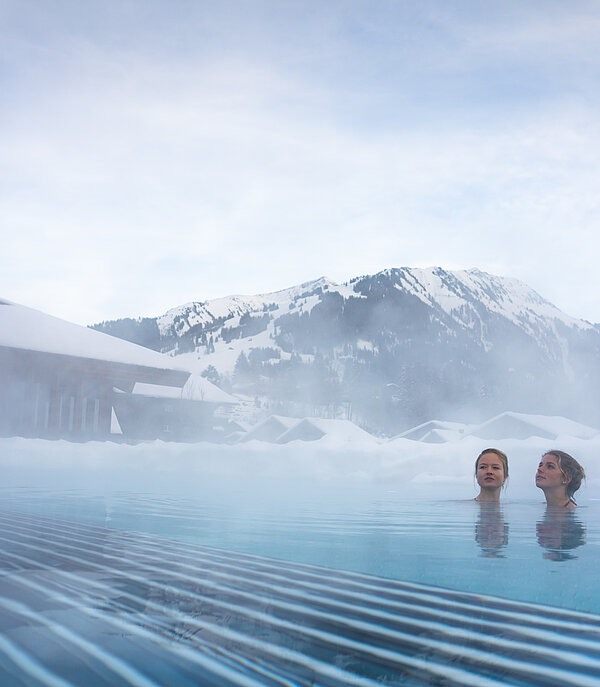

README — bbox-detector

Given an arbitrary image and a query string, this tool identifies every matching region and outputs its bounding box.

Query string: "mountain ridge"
[153,267,594,344]
[91,267,600,434]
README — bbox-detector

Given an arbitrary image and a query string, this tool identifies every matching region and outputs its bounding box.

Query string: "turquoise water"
[2,486,598,613]
[1,485,600,685]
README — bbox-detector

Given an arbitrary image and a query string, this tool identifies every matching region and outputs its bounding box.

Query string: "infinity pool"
[0,485,599,685]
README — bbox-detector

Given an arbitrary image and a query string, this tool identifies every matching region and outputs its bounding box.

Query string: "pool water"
[3,486,597,611]
[0,486,599,685]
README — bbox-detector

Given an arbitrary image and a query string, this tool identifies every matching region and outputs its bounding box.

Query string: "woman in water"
[536,450,585,508]
[474,448,508,502]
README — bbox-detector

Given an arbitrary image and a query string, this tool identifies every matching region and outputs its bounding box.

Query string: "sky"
[2,0,600,325]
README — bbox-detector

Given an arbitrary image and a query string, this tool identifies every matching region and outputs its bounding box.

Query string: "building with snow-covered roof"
[464,412,599,442]
[221,419,251,444]
[276,418,376,444]
[391,420,468,443]
[239,415,299,443]
[418,428,465,443]
[0,299,191,441]
[113,375,237,442]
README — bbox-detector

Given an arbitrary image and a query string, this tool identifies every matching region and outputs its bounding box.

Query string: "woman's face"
[536,454,567,490]
[476,453,506,488]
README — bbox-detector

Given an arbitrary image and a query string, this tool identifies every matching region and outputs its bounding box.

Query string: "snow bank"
[466,412,599,441]
[2,434,599,501]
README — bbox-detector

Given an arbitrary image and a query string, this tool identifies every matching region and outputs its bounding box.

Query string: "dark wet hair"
[475,448,509,482]
[543,450,586,501]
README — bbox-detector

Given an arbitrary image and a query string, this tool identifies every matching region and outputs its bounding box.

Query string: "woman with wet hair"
[536,450,586,508]
[474,448,508,502]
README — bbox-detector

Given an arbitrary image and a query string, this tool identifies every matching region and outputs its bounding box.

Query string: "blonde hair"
[544,450,585,501]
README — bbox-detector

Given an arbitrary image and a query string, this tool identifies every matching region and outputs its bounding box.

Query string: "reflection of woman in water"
[475,503,509,558]
[536,509,585,561]
[474,448,508,502]
[535,450,585,508]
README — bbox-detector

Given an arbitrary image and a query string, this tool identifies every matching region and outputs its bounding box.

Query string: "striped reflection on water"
[0,511,600,686]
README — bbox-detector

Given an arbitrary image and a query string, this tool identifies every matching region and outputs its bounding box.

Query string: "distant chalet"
[0,300,235,442]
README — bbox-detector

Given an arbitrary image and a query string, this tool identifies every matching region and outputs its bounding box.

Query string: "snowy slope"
[158,277,358,375]
[385,267,592,333]
[156,267,595,377]
[88,267,600,433]
[161,267,593,343]
[157,277,358,337]
[379,267,592,357]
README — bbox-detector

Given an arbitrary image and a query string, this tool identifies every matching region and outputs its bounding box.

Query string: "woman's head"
[475,448,508,489]
[540,450,585,500]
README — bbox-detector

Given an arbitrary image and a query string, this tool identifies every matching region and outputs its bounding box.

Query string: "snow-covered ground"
[2,434,599,501]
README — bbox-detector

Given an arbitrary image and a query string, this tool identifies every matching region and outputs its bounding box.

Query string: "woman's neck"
[542,486,572,507]
[476,487,501,502]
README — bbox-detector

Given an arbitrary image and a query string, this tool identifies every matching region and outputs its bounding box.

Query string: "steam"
[2,434,598,502]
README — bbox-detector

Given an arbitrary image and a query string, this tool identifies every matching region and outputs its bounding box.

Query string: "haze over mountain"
[92,267,600,435]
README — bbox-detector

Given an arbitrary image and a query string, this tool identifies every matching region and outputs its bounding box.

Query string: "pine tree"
[233,352,252,386]
[201,365,221,387]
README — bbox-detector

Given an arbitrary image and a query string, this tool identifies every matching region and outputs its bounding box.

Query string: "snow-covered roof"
[392,420,468,442]
[0,300,190,376]
[466,412,599,441]
[240,415,299,443]
[132,375,237,404]
[277,418,376,444]
[419,428,464,443]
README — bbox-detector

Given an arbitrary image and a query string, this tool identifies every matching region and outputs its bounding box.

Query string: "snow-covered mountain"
[156,268,593,352]
[92,267,600,434]
[156,276,356,339]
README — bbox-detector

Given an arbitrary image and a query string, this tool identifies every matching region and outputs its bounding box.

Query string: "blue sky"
[2,0,600,324]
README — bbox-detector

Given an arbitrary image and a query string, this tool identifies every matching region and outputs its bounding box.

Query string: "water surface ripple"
[0,510,599,686]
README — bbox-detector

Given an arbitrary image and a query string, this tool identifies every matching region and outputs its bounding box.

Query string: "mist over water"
[2,435,599,612]
[2,434,598,503]
[2,433,600,687]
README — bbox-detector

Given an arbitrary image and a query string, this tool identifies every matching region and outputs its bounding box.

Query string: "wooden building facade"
[0,346,190,441]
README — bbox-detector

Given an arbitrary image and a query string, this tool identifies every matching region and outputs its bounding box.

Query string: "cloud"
[1,1,600,323]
